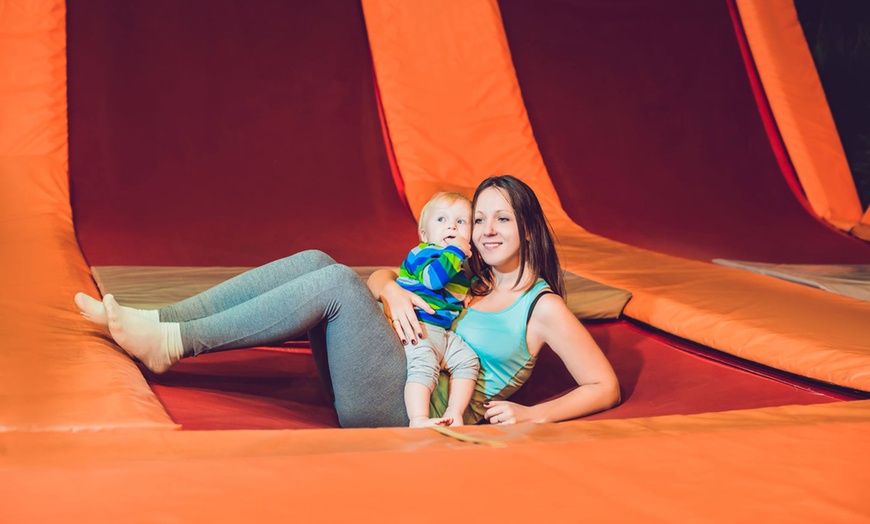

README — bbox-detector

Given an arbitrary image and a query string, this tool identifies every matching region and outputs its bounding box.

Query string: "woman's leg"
[186,264,407,428]
[110,263,408,428]
[159,249,337,322]
[76,292,158,325]
[77,250,338,327]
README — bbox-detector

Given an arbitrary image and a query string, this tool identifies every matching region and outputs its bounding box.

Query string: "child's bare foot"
[409,416,453,428]
[443,411,465,427]
[75,292,108,326]
[104,294,182,374]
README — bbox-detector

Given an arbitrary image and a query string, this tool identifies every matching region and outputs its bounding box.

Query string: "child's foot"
[409,416,454,428]
[104,294,182,374]
[75,292,108,326]
[75,292,159,327]
[443,411,465,427]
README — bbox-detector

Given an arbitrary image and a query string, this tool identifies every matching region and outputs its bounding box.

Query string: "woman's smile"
[473,187,520,269]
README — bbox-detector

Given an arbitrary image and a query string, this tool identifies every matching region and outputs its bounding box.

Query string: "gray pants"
[158,250,408,428]
[406,324,479,391]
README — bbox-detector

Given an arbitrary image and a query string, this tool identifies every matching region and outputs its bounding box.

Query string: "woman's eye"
[474,218,484,224]
[498,216,510,222]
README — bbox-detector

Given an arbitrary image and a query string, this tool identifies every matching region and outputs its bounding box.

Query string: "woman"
[75,175,619,427]
[371,175,619,424]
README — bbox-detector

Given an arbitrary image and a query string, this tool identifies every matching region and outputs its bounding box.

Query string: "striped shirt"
[397,243,470,328]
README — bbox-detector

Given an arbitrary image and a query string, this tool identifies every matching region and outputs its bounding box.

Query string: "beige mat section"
[713,260,870,302]
[91,266,630,320]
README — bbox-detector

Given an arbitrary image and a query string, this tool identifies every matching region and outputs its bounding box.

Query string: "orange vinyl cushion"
[736,0,864,232]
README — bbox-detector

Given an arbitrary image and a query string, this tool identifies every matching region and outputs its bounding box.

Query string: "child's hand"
[446,236,472,258]
[409,416,454,428]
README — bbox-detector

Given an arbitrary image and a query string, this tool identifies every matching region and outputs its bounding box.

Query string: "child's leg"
[404,382,435,427]
[443,378,476,427]
[104,263,408,428]
[404,334,446,427]
[441,332,480,426]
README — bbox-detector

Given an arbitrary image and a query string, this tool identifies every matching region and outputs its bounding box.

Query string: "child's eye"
[436,217,446,222]
[457,219,467,225]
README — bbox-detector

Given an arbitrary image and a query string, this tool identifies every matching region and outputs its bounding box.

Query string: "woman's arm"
[367,269,435,345]
[484,294,620,424]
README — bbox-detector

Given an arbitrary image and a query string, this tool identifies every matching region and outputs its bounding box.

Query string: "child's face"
[420,200,471,247]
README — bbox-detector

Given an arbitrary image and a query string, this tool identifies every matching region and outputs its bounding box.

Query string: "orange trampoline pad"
[4,400,870,522]
[737,0,863,232]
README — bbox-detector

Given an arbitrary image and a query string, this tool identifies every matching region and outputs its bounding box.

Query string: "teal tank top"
[430,279,551,423]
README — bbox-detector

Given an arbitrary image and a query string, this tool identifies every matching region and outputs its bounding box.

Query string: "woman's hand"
[483,400,535,425]
[377,277,434,346]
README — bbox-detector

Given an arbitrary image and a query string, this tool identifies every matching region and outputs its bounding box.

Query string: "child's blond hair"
[418,192,471,238]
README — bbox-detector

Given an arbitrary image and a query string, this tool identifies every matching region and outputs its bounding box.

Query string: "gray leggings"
[158,250,408,428]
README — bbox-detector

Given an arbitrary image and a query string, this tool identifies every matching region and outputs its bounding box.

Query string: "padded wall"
[499,0,870,263]
[0,0,176,432]
[67,0,418,267]
[738,0,864,233]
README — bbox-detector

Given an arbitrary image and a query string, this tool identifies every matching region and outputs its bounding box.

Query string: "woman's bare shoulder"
[530,291,573,325]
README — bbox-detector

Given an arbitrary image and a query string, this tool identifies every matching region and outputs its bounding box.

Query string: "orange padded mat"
[5,401,870,522]
[736,0,866,234]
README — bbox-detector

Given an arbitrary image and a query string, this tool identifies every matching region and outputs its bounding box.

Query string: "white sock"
[133,308,160,322]
[161,322,185,365]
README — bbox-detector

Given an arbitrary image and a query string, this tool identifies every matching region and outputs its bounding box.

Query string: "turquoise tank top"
[430,279,551,423]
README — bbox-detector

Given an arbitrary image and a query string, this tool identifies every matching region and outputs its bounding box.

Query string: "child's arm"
[415,244,467,291]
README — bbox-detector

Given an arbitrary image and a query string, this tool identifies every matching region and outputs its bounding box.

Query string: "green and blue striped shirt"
[397,243,470,328]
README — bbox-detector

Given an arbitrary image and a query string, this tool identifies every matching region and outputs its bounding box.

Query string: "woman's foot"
[75,292,159,327]
[75,292,108,326]
[104,294,182,374]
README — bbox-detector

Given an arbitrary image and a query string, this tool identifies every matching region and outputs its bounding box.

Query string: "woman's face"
[473,187,521,271]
